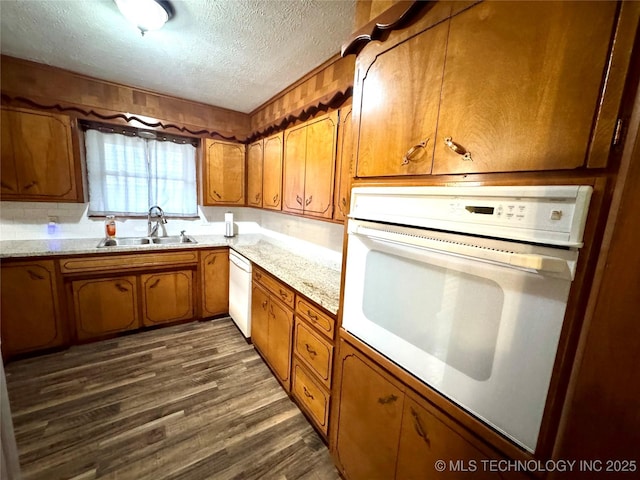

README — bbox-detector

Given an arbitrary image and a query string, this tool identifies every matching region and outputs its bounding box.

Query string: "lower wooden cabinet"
[1,260,65,358]
[200,249,229,317]
[251,267,294,391]
[292,358,330,435]
[141,270,193,326]
[72,276,139,340]
[332,337,511,480]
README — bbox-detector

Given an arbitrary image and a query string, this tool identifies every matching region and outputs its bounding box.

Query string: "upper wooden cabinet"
[334,104,354,221]
[283,111,338,219]
[1,260,66,358]
[246,140,263,207]
[246,132,284,210]
[203,139,245,205]
[262,132,283,210]
[1,107,82,201]
[353,1,625,177]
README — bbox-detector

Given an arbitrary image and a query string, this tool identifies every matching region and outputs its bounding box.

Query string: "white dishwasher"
[229,250,252,338]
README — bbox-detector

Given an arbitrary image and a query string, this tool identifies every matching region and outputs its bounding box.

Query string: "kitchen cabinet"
[283,111,338,219]
[353,1,621,177]
[203,138,245,205]
[140,270,194,326]
[251,266,295,391]
[200,249,229,318]
[246,139,263,207]
[72,276,139,340]
[332,338,512,480]
[262,132,283,210]
[0,260,66,358]
[1,107,81,201]
[333,104,354,221]
[292,358,330,436]
[61,251,199,341]
[246,132,284,210]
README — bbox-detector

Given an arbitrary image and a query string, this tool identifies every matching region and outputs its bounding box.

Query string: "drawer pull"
[27,269,45,280]
[304,343,317,357]
[305,195,313,206]
[279,289,289,300]
[303,386,314,400]
[410,407,431,446]
[255,193,261,202]
[273,194,279,204]
[0,181,15,191]
[307,309,319,321]
[378,394,398,405]
[261,300,268,309]
[213,190,222,199]
[207,256,217,265]
[114,283,128,293]
[401,138,429,165]
[296,194,303,206]
[149,278,161,289]
[22,180,38,190]
[444,136,473,161]
[255,271,262,279]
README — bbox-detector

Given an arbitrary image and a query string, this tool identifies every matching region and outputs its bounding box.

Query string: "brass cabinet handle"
[255,193,261,202]
[296,194,303,206]
[262,300,268,309]
[401,138,429,165]
[444,136,473,161]
[207,256,216,265]
[0,181,15,191]
[27,269,45,280]
[306,309,318,321]
[255,271,262,279]
[279,289,288,300]
[305,195,312,206]
[410,407,431,447]
[115,283,128,293]
[213,190,222,199]
[273,194,279,204]
[303,386,314,400]
[378,394,398,405]
[23,181,38,190]
[304,343,317,357]
[149,278,161,289]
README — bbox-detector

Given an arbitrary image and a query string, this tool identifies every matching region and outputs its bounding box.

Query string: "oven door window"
[363,250,503,381]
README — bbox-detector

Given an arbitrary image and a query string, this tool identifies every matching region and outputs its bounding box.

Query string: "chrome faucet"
[147,205,167,237]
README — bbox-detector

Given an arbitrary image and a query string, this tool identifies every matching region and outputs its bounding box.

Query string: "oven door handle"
[351,224,570,275]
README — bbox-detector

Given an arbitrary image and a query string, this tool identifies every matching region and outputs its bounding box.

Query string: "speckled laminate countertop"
[0,235,341,315]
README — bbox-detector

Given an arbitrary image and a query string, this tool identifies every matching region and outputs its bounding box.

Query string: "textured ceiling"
[0,0,356,113]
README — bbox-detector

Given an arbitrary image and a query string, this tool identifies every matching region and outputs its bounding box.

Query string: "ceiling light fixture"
[114,0,173,36]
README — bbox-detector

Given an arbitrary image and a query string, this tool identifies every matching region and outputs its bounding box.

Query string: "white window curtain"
[85,129,197,216]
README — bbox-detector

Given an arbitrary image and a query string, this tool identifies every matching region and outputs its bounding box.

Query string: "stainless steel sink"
[97,235,197,248]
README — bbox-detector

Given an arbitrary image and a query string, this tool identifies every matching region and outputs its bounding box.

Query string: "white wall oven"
[342,185,592,453]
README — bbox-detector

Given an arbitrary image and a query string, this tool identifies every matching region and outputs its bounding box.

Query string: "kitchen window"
[84,125,198,216]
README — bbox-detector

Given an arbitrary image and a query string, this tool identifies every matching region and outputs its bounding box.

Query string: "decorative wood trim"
[1,93,243,142]
[246,86,352,143]
[341,1,434,57]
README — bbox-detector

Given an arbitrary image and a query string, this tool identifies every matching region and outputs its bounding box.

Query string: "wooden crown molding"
[341,1,433,57]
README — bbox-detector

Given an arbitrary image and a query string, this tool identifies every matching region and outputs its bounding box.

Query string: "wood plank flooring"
[4,318,340,480]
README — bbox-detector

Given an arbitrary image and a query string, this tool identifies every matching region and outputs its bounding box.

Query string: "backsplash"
[0,202,344,255]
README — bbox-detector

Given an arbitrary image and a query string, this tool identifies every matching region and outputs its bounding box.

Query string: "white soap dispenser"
[224,212,234,237]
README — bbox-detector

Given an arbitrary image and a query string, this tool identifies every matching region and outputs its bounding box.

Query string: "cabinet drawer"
[295,297,335,340]
[292,359,330,435]
[253,267,294,308]
[294,320,333,387]
[60,251,199,274]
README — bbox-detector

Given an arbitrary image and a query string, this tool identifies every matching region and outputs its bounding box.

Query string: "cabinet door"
[355,20,448,177]
[203,139,245,205]
[2,108,78,200]
[262,132,283,210]
[282,124,307,213]
[432,1,617,174]
[141,270,193,326]
[1,261,64,356]
[334,340,404,480]
[251,283,269,357]
[0,109,18,195]
[246,140,263,207]
[73,276,138,340]
[396,393,500,479]
[303,111,337,219]
[268,298,294,391]
[201,250,229,317]
[334,105,353,222]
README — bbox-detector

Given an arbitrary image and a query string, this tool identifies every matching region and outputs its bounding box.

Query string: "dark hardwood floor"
[4,318,340,480]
